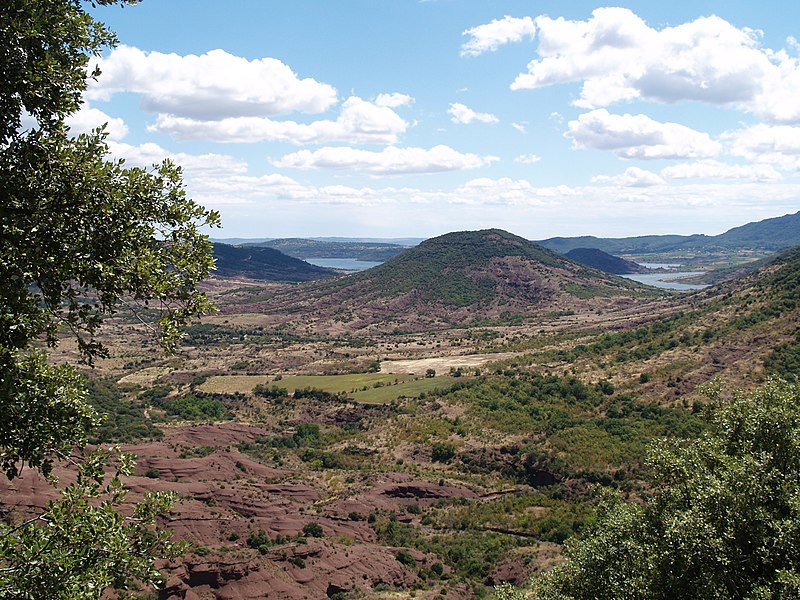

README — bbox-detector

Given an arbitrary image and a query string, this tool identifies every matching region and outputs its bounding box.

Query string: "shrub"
[302,522,324,538]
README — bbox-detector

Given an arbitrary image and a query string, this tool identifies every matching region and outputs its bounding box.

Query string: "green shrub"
[302,522,324,538]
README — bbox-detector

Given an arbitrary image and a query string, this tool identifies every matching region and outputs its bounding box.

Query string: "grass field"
[198,372,465,403]
[352,375,463,403]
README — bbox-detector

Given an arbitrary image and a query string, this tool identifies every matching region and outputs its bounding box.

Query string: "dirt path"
[380,352,519,375]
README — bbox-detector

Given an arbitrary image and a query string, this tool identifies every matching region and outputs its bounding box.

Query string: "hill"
[248,229,657,333]
[246,238,406,262]
[714,211,800,250]
[212,243,337,281]
[565,248,649,274]
[539,210,800,254]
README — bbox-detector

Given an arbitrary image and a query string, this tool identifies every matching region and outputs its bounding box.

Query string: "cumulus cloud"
[272,145,498,175]
[502,8,800,123]
[661,159,782,181]
[461,16,536,57]
[67,104,128,140]
[150,96,408,145]
[726,124,800,170]
[448,102,499,124]
[87,45,337,118]
[375,92,414,108]
[566,109,721,159]
[106,141,248,176]
[592,166,666,187]
[511,122,527,134]
[514,154,541,164]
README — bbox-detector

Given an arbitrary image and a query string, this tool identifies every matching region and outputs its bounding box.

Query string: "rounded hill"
[257,229,656,332]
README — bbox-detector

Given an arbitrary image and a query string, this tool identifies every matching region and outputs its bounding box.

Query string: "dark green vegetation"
[540,210,800,254]
[83,378,162,443]
[564,248,649,274]
[0,1,215,597]
[246,238,407,262]
[442,373,704,481]
[529,379,800,599]
[212,242,337,281]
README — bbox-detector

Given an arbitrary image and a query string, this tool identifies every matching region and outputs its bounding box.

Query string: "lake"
[305,258,383,271]
[621,272,708,291]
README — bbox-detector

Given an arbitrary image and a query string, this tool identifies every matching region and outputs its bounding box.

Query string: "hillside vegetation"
[10,232,800,599]
[564,248,648,274]
[212,243,337,281]
[240,229,656,333]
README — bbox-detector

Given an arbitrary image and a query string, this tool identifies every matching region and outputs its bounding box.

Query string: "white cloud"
[461,16,536,57]
[272,145,498,175]
[514,154,541,164]
[661,159,782,181]
[506,8,800,123]
[88,45,337,118]
[448,102,499,124]
[566,109,721,159]
[375,92,414,108]
[150,96,408,145]
[106,141,248,176]
[67,104,128,140]
[592,166,666,187]
[726,124,800,171]
[511,122,527,134]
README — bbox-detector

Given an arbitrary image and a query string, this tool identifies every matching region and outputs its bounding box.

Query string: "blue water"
[621,272,707,291]
[305,258,383,271]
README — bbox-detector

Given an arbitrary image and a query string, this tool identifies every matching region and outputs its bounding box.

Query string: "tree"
[530,378,800,599]
[1,0,219,596]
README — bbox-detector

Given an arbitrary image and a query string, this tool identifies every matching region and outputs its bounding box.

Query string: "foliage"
[302,522,324,538]
[155,394,230,421]
[0,448,185,599]
[1,0,218,479]
[84,377,162,443]
[531,379,800,599]
[764,333,800,380]
[444,373,704,480]
[0,0,217,595]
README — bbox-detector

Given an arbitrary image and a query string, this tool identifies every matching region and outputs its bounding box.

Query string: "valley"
[5,224,798,599]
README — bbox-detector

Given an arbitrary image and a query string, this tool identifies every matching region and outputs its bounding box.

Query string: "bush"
[532,379,800,599]
[431,442,456,463]
[302,522,324,538]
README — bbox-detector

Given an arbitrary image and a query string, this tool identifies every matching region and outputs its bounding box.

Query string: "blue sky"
[77,1,800,239]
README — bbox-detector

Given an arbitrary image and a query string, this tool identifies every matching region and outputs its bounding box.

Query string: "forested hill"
[565,248,649,274]
[540,210,800,254]
[246,238,406,262]
[251,229,653,333]
[212,243,337,281]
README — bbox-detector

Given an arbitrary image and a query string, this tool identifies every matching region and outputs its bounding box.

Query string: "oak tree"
[1,0,219,596]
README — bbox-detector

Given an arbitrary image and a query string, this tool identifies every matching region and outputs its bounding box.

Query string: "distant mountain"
[212,243,338,282]
[540,211,800,254]
[565,248,649,274]
[540,233,710,255]
[714,212,800,250]
[254,229,654,332]
[245,238,407,262]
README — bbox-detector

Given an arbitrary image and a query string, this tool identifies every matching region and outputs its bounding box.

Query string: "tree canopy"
[1,0,218,596]
[527,378,800,599]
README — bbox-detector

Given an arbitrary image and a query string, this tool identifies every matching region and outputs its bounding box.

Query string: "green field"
[352,375,463,403]
[199,372,466,403]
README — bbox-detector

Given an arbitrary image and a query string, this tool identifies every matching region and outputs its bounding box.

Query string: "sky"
[76,0,800,240]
